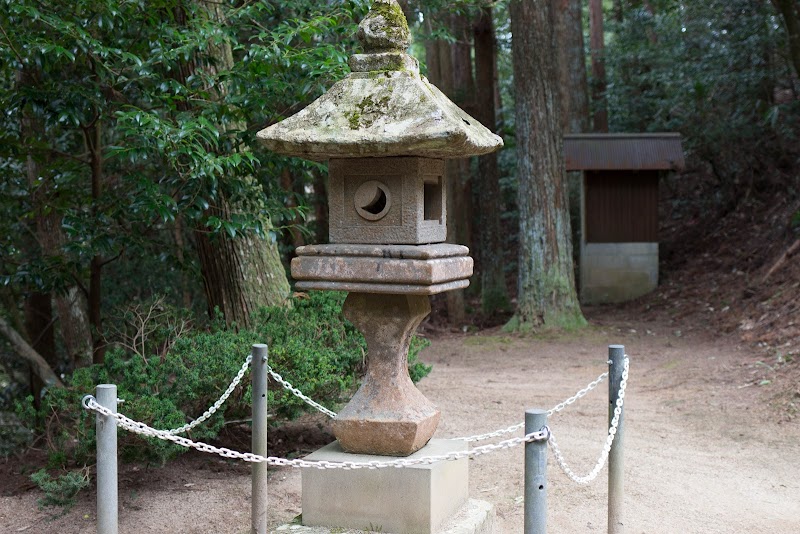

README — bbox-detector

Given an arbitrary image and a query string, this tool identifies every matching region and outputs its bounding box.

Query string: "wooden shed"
[564,133,685,304]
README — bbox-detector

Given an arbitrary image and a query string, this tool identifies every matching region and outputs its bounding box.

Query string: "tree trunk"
[55,288,93,368]
[772,0,800,78]
[556,0,590,133]
[21,81,57,401]
[24,292,56,406]
[84,120,107,364]
[508,0,585,331]
[0,316,64,389]
[281,168,305,251]
[589,0,609,132]
[448,14,476,324]
[424,15,468,325]
[474,7,511,315]
[554,0,590,286]
[18,63,94,371]
[195,197,290,325]
[188,0,291,325]
[313,169,329,244]
[172,216,194,310]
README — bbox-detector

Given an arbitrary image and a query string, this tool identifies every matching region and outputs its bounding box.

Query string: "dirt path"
[2,313,798,533]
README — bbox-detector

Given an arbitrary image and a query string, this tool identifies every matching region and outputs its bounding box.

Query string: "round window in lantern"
[354,180,392,221]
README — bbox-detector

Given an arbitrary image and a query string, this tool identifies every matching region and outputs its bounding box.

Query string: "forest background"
[0,0,799,509]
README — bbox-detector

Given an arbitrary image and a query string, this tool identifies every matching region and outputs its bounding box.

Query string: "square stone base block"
[276,499,497,534]
[301,439,469,534]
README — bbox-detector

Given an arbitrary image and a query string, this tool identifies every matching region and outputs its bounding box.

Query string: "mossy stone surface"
[256,0,503,160]
[357,0,410,53]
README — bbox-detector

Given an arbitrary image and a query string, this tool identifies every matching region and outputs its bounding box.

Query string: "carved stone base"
[332,292,439,456]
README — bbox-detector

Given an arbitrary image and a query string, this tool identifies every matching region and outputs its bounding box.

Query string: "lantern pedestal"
[275,440,496,534]
[291,243,473,456]
[334,292,438,456]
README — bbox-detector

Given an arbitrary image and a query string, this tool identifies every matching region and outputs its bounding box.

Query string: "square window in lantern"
[423,176,443,222]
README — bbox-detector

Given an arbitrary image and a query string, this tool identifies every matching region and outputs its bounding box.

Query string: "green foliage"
[30,468,90,513]
[21,291,431,468]
[606,1,800,195]
[0,0,371,384]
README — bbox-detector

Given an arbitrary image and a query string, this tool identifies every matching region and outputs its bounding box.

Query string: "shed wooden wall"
[584,170,659,243]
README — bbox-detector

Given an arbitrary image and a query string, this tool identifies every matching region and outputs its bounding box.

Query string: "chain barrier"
[456,366,610,443]
[266,359,610,443]
[161,351,337,436]
[548,357,629,485]
[266,366,337,419]
[82,395,548,469]
[166,354,253,435]
[195,351,611,444]
[81,352,628,482]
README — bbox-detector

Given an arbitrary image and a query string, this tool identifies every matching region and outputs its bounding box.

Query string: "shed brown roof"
[564,133,685,171]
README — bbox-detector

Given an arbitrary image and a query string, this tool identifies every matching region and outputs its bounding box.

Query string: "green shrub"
[23,291,431,467]
[30,468,90,513]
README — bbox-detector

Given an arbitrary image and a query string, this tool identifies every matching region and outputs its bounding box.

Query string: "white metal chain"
[266,366,337,419]
[82,352,628,482]
[82,396,548,469]
[167,351,337,436]
[457,367,610,443]
[167,354,253,435]
[547,366,610,416]
[548,357,629,485]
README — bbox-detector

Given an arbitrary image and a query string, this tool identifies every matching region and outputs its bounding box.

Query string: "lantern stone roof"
[257,0,503,161]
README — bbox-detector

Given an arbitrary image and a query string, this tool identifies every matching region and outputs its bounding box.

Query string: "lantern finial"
[357,0,410,53]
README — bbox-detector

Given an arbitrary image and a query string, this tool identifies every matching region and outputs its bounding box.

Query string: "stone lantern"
[258,0,502,458]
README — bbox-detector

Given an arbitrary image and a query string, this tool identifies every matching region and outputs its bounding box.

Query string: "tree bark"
[554,0,590,285]
[84,120,107,364]
[424,15,468,325]
[589,0,609,132]
[172,216,194,310]
[280,168,305,251]
[449,14,476,324]
[556,0,590,133]
[18,65,94,371]
[24,292,56,406]
[772,0,800,78]
[0,316,64,389]
[474,7,511,314]
[195,197,290,326]
[313,168,329,244]
[508,0,585,331]
[20,72,57,400]
[187,0,291,325]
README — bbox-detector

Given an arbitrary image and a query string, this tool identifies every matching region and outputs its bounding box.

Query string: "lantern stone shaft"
[257,0,502,456]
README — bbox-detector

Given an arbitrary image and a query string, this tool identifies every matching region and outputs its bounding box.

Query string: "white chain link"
[457,367,610,443]
[167,354,253,435]
[167,351,338,436]
[82,352,628,483]
[266,361,610,443]
[267,366,337,419]
[547,367,610,416]
[548,357,629,484]
[82,396,549,469]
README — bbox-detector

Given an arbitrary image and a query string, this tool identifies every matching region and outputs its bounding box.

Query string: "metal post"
[524,409,548,534]
[251,344,269,534]
[96,384,118,534]
[608,345,626,534]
